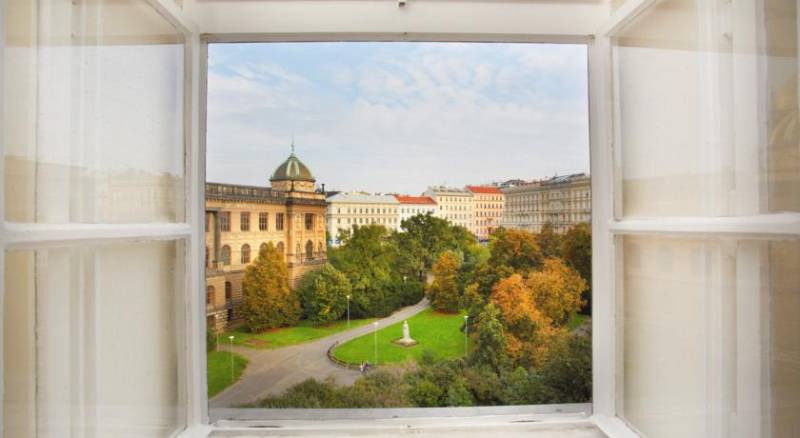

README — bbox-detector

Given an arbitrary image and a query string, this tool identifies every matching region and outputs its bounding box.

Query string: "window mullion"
[3,222,192,249]
[609,213,800,240]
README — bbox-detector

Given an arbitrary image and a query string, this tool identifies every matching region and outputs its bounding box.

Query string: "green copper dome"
[270,151,315,182]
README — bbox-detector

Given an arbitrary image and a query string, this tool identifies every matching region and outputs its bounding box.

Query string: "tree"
[536,222,561,259]
[561,222,592,314]
[298,264,352,325]
[487,227,543,272]
[469,303,509,372]
[328,224,397,317]
[394,213,476,279]
[538,335,592,403]
[526,258,587,326]
[427,250,461,312]
[241,242,301,331]
[490,274,562,368]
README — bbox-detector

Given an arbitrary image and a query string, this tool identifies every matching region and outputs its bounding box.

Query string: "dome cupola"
[270,141,315,183]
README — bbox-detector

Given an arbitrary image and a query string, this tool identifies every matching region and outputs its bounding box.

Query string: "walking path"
[209,298,430,408]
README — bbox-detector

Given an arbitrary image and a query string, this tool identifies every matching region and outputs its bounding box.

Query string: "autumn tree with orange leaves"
[526,258,586,326]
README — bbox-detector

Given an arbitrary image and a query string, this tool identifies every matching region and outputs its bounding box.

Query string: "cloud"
[206,42,589,194]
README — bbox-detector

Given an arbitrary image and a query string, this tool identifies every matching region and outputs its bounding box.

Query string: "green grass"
[223,317,377,349]
[567,313,590,331]
[332,308,469,365]
[207,350,248,398]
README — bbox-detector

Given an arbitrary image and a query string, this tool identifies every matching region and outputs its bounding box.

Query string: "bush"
[206,325,217,352]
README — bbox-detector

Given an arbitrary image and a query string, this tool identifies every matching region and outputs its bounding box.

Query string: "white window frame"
[3,1,796,437]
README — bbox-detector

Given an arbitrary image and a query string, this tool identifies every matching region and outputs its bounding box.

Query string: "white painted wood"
[591,414,641,438]
[608,214,800,239]
[597,0,657,37]
[4,222,192,249]
[193,0,609,39]
[588,32,617,421]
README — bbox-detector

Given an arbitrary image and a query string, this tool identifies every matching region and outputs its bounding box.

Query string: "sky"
[206,42,589,195]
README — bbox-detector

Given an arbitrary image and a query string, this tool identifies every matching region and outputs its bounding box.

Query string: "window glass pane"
[619,236,799,438]
[3,240,185,438]
[3,0,186,223]
[614,0,799,217]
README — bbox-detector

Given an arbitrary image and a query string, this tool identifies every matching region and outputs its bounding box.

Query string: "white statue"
[395,320,417,347]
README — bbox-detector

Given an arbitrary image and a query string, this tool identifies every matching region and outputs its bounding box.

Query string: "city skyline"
[207,42,589,194]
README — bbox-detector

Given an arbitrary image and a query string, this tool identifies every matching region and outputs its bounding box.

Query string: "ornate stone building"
[205,150,327,331]
[501,173,591,234]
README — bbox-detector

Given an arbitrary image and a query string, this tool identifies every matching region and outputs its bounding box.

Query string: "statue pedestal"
[393,337,418,347]
[393,320,417,347]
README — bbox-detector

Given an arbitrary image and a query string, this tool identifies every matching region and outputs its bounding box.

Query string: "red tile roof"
[394,195,437,205]
[466,185,503,194]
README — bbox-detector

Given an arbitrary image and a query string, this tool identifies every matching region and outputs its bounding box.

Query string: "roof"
[270,152,315,182]
[541,173,589,186]
[425,186,471,195]
[466,185,503,194]
[205,182,326,207]
[327,192,400,204]
[394,195,437,205]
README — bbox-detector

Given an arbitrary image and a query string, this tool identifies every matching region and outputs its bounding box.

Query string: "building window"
[240,212,250,231]
[206,285,215,306]
[224,282,232,302]
[220,211,231,231]
[221,245,231,265]
[259,242,267,255]
[276,213,285,231]
[259,212,268,230]
[305,213,314,230]
[240,244,251,264]
[305,240,314,260]
[277,241,285,258]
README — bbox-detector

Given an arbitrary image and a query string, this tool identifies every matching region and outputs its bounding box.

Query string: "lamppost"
[373,321,379,366]
[228,335,235,383]
[346,294,351,329]
[463,315,469,357]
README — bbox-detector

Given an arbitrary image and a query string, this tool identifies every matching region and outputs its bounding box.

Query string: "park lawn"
[223,317,376,349]
[568,313,589,331]
[207,350,248,398]
[332,308,469,366]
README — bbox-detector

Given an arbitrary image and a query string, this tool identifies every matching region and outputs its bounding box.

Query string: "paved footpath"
[210,298,430,408]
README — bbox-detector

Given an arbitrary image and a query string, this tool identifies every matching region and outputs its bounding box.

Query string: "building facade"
[423,186,475,233]
[501,173,590,234]
[466,185,505,241]
[394,195,437,225]
[205,151,327,331]
[326,192,400,244]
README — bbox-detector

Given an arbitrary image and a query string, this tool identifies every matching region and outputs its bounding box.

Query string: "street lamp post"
[346,294,351,329]
[373,321,378,366]
[228,335,235,383]
[463,315,469,357]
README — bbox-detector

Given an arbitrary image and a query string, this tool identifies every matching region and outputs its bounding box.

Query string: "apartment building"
[501,173,590,233]
[423,186,475,233]
[466,185,505,241]
[326,192,400,243]
[394,195,438,225]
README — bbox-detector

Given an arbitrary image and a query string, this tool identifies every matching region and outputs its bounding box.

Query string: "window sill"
[179,404,625,438]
